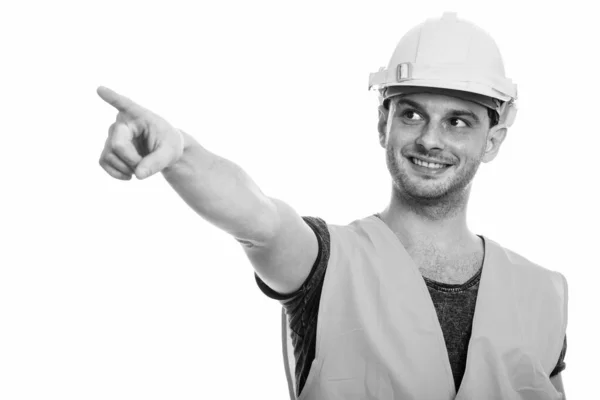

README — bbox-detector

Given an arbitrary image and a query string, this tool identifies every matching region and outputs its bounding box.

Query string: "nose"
[415,122,444,151]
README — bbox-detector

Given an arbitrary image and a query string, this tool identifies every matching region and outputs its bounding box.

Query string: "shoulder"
[325,214,387,252]
[487,237,568,292]
[302,216,330,242]
[487,238,568,373]
[485,237,568,325]
[255,216,331,302]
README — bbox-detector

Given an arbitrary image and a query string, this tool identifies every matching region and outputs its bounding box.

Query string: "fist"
[97,86,184,180]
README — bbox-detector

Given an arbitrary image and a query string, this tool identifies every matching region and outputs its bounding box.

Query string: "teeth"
[412,157,447,169]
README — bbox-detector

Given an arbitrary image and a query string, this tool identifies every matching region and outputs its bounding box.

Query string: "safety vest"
[282,215,568,400]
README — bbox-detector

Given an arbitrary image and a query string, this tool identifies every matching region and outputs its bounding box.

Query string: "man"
[98,12,567,400]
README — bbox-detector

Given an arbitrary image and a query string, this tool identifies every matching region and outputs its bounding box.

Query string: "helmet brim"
[383,84,503,110]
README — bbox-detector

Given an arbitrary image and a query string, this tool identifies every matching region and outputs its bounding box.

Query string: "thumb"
[134,147,173,179]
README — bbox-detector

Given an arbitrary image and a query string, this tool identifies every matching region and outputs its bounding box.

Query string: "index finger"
[97,86,144,115]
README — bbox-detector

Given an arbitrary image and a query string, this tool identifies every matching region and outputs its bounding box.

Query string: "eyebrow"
[395,98,481,124]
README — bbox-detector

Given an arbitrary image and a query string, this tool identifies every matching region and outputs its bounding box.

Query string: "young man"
[97,12,567,400]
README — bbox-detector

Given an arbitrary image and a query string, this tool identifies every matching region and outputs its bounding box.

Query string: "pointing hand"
[97,86,184,180]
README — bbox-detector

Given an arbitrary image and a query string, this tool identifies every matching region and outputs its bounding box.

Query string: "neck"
[378,183,478,251]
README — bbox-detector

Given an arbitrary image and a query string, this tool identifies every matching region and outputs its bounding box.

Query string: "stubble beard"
[385,145,484,218]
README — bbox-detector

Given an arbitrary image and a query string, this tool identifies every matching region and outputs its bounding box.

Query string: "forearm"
[162,131,278,244]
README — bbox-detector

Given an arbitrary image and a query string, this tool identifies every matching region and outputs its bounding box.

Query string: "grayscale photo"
[1,1,597,399]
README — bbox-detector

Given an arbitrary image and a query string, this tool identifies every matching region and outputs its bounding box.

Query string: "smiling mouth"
[410,157,452,170]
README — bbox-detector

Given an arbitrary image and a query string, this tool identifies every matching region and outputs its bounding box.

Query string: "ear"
[481,125,508,163]
[378,105,388,148]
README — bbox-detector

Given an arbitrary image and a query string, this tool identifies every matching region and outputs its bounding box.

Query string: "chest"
[406,244,483,284]
[301,228,564,399]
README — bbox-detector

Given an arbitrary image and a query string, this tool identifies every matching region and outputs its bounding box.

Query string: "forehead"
[392,92,487,114]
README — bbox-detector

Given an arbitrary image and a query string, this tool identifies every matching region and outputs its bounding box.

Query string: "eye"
[449,118,468,128]
[402,110,423,121]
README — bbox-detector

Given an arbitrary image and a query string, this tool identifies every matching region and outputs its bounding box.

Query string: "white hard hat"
[369,12,518,127]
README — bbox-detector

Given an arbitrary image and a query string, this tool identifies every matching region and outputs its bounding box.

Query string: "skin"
[376,92,565,397]
[377,92,506,270]
[97,87,565,397]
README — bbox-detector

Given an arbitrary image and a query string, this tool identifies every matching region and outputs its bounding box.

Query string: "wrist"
[162,130,205,177]
[178,129,190,151]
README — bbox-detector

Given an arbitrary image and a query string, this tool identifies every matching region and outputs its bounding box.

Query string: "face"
[378,92,506,202]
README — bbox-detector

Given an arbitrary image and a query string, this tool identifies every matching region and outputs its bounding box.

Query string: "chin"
[394,168,467,201]
[402,182,455,200]
[386,149,478,201]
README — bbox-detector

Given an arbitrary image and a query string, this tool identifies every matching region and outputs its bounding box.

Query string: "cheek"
[463,131,488,154]
[450,135,487,158]
[466,140,488,160]
[386,125,415,148]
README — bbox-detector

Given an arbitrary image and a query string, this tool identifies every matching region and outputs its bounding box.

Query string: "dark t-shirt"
[255,216,567,397]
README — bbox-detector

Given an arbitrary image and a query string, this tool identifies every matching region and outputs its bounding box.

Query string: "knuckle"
[133,116,150,133]
[107,123,117,138]
[116,111,131,123]
[110,139,127,154]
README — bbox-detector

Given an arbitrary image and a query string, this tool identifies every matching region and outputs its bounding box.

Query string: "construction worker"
[97,12,567,400]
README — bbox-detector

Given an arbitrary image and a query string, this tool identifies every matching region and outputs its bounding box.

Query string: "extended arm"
[98,87,318,294]
[162,133,319,294]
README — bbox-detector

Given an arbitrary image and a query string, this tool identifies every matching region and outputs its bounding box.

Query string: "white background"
[1,0,597,398]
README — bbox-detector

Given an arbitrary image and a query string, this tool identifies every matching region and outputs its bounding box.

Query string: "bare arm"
[163,133,318,293]
[162,132,278,245]
[162,133,319,293]
[98,87,318,294]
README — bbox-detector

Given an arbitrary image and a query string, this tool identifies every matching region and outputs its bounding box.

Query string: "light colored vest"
[282,215,568,400]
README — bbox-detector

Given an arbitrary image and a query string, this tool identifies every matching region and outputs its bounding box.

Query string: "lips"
[411,158,448,169]
[408,156,454,174]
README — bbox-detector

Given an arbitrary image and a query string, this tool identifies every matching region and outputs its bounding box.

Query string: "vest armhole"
[558,271,568,345]
[282,307,297,399]
[548,271,569,375]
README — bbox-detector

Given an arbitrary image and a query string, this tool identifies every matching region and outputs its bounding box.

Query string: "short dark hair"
[487,108,499,127]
